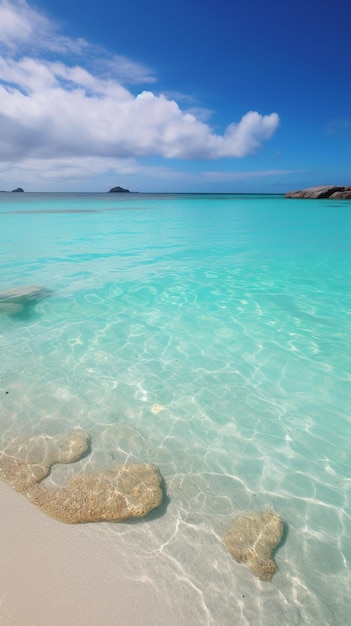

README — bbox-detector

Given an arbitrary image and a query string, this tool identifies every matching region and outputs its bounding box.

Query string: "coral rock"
[222,510,283,581]
[26,463,163,523]
[0,430,89,492]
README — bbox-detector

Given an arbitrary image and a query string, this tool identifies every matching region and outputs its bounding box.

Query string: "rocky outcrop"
[222,510,284,581]
[109,186,129,193]
[0,285,50,303]
[0,285,51,316]
[0,430,90,492]
[328,189,351,199]
[286,185,351,199]
[26,463,163,523]
[0,428,164,523]
[11,187,24,192]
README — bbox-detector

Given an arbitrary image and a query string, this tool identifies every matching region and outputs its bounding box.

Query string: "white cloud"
[0,1,155,81]
[0,0,280,181]
[0,155,301,193]
[203,169,303,181]
[0,0,87,54]
[0,0,44,48]
[0,58,279,160]
[102,55,157,85]
[0,155,137,186]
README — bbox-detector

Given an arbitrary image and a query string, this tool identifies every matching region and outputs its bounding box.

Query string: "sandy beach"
[0,481,197,626]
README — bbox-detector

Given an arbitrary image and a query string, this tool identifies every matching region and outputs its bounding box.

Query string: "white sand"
[0,482,197,626]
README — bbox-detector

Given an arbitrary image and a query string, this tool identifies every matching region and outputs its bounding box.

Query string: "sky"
[0,0,350,192]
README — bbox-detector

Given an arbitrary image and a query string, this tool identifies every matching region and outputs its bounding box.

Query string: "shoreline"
[0,481,198,626]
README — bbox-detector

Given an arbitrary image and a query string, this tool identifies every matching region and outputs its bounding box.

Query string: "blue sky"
[0,0,349,192]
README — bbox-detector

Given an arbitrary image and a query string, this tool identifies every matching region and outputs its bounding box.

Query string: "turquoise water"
[0,192,350,624]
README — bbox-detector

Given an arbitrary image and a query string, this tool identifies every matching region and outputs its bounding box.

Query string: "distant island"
[109,186,129,193]
[286,185,351,199]
[0,187,24,193]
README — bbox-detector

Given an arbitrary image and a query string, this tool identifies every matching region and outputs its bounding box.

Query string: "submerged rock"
[222,510,284,581]
[285,185,351,199]
[26,463,163,523]
[0,285,50,303]
[0,285,51,317]
[0,430,89,492]
[1,426,163,525]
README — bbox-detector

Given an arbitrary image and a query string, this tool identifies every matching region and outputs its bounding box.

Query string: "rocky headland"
[285,185,351,199]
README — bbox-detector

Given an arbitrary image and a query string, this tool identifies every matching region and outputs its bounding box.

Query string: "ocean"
[0,192,350,624]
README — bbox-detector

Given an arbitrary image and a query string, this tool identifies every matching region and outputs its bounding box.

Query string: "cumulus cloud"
[0,58,279,161]
[0,0,279,173]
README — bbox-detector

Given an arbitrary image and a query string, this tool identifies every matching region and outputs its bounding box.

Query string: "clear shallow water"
[0,192,350,624]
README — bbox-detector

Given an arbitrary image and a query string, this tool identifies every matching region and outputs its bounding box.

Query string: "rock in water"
[0,430,90,492]
[0,428,163,524]
[26,463,163,523]
[0,285,50,303]
[222,510,284,580]
[285,185,351,199]
[109,186,129,193]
